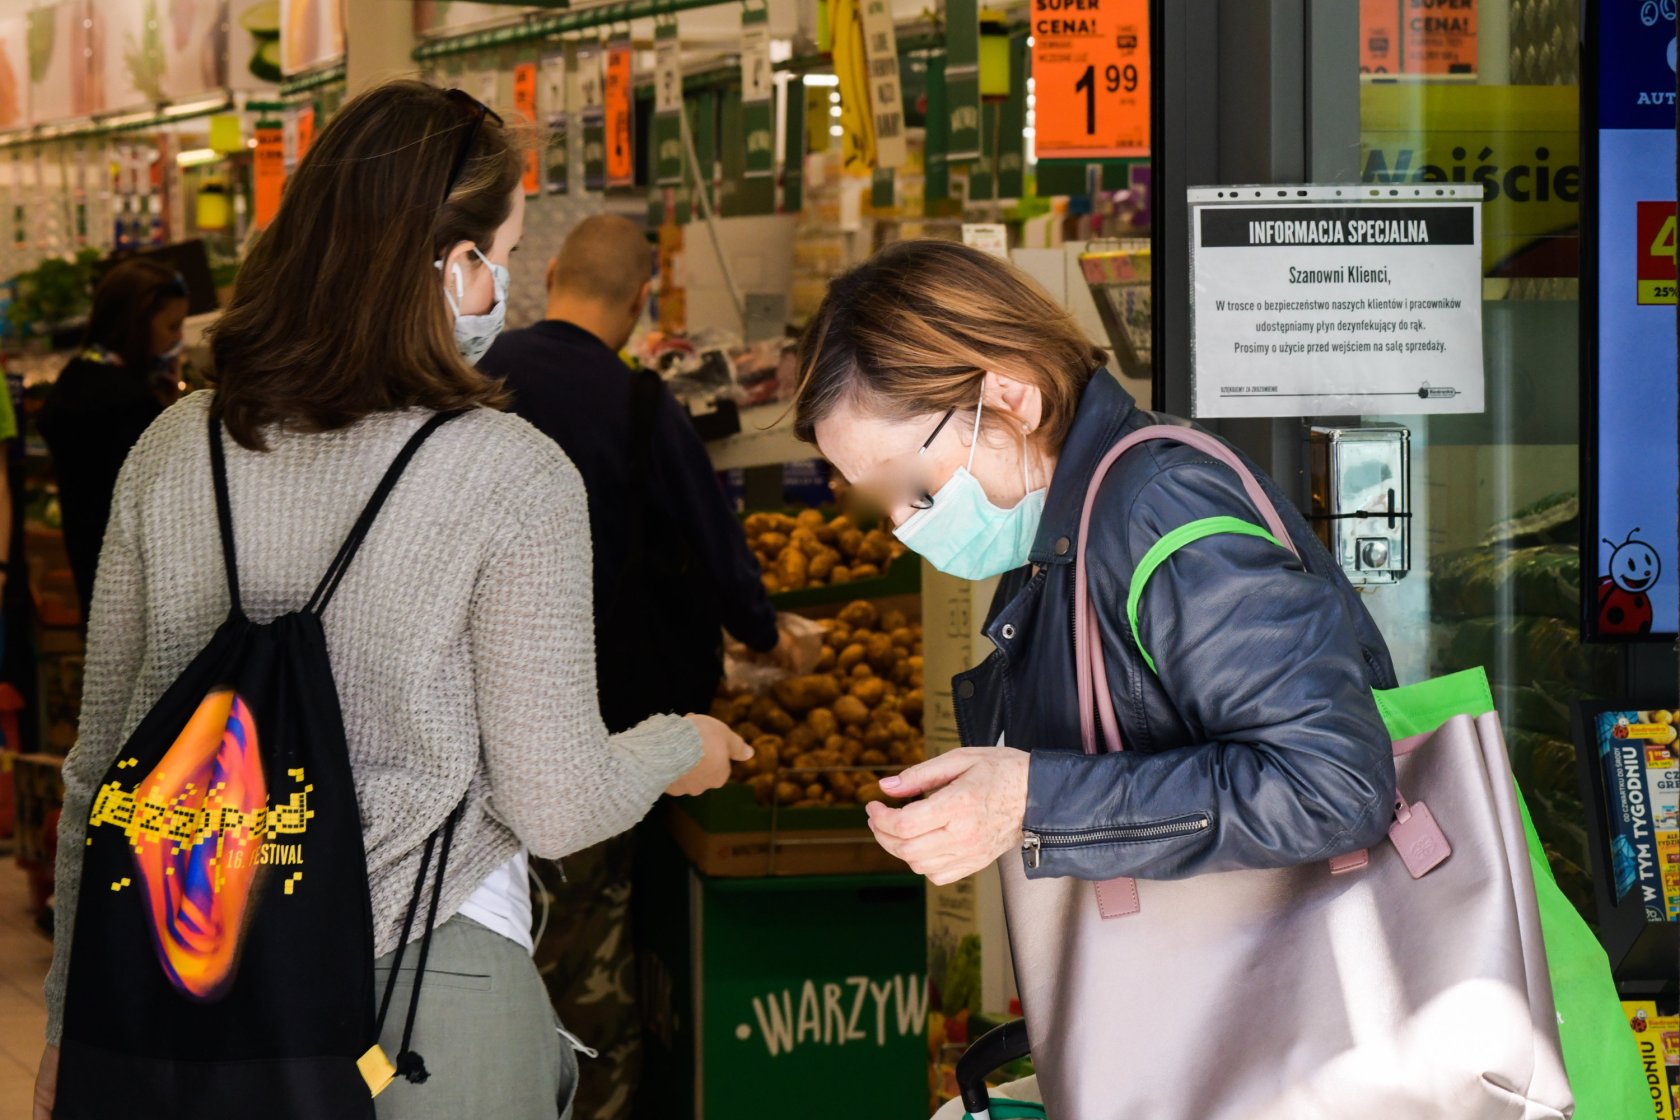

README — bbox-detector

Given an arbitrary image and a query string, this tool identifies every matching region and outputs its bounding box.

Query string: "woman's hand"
[867,747,1032,884]
[34,1043,57,1120]
[667,716,754,797]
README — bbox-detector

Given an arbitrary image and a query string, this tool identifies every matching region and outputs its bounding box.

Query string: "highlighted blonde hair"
[793,240,1107,452]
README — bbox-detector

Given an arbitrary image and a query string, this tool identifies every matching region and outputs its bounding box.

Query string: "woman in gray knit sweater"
[33,83,750,1119]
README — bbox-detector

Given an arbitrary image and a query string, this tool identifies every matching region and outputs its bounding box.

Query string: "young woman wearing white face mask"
[34,81,751,1120]
[793,241,1399,1050]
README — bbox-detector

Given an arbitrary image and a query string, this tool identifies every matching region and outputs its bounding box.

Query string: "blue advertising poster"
[1592,1,1678,639]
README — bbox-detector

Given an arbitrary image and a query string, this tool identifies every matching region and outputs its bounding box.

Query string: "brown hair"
[87,257,188,376]
[793,240,1107,453]
[209,80,520,449]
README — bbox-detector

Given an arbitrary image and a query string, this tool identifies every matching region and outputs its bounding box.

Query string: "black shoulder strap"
[208,412,243,617]
[305,411,464,616]
[623,367,664,563]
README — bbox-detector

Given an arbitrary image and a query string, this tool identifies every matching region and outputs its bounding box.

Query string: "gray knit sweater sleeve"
[44,445,149,1045]
[43,395,703,1044]
[469,462,704,857]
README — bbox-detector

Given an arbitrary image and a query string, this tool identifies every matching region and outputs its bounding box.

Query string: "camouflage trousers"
[532,831,641,1120]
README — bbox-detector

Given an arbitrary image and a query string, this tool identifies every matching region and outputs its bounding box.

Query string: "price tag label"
[1359,0,1400,74]
[541,52,566,115]
[577,46,604,110]
[281,110,299,173]
[655,24,682,115]
[541,52,569,195]
[1031,0,1150,159]
[253,125,284,230]
[741,15,772,103]
[961,223,1008,260]
[1637,200,1677,306]
[859,0,907,170]
[513,62,540,195]
[296,106,314,159]
[742,4,774,178]
[577,43,607,192]
[604,40,635,188]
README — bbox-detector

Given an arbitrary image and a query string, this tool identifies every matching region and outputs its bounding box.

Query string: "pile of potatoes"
[745,509,908,593]
[712,600,925,808]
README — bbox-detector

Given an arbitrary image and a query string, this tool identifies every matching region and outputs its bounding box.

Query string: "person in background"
[477,213,779,1120]
[37,258,188,615]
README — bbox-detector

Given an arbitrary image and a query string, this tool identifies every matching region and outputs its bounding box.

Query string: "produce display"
[712,600,924,808]
[745,510,908,593]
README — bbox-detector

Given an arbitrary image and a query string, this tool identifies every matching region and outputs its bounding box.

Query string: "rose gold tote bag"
[997,427,1573,1120]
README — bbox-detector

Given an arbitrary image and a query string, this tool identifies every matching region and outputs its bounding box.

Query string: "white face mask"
[437,246,508,366]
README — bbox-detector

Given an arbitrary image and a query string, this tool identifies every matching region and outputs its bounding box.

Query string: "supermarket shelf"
[705,402,811,472]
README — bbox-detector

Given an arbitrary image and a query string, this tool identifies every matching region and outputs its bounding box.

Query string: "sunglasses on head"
[440,88,504,204]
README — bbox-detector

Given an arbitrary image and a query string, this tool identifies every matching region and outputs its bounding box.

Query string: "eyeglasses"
[440,88,505,205]
[907,408,957,510]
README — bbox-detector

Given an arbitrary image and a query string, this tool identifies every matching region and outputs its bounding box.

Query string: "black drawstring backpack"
[56,410,465,1120]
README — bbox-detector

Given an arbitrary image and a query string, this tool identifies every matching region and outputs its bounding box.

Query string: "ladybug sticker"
[1598,529,1661,636]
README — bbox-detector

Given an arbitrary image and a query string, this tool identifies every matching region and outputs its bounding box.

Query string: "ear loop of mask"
[970,392,1036,497]
[437,249,486,315]
[965,396,985,474]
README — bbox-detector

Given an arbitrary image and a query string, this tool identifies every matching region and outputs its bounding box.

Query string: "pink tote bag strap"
[1073,425,1300,756]
[1071,425,1302,920]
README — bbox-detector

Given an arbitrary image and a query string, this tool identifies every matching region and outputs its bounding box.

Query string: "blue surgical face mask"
[892,397,1048,580]
[437,247,509,366]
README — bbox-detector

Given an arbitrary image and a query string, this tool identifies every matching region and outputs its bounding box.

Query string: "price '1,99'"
[1073,63,1140,134]
[1031,0,1151,159]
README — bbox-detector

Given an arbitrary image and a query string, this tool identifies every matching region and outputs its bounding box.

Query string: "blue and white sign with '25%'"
[1189,185,1484,419]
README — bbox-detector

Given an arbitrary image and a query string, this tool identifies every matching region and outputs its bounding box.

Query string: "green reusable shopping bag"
[1375,668,1650,1119]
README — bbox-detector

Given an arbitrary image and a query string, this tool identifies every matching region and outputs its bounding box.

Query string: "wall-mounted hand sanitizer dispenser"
[1308,426,1411,586]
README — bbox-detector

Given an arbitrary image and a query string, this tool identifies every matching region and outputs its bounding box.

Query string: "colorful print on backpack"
[86,688,289,1001]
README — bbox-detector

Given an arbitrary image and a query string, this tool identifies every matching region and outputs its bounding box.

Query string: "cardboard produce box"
[667,787,908,877]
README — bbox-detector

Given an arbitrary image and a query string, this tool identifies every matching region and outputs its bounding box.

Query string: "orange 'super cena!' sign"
[1031,0,1150,159]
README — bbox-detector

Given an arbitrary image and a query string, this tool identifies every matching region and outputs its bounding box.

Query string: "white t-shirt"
[458,848,534,953]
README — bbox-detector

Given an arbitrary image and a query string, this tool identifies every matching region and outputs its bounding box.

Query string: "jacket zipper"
[1021,814,1210,870]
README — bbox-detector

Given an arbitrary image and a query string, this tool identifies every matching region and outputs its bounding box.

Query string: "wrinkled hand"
[668,715,754,797]
[867,747,1031,885]
[34,1043,57,1120]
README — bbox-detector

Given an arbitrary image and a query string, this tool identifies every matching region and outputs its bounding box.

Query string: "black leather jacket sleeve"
[1023,459,1397,880]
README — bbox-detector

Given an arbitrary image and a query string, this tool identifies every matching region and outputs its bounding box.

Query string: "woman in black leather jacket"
[793,240,1398,887]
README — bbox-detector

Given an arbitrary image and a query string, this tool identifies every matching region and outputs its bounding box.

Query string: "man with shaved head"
[479,214,777,1120]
